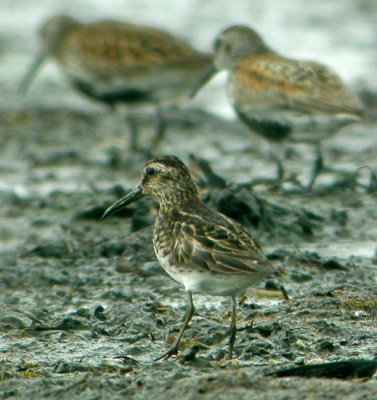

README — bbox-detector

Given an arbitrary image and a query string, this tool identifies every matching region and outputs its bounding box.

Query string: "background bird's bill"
[189,65,217,98]
[102,186,144,219]
[18,52,47,94]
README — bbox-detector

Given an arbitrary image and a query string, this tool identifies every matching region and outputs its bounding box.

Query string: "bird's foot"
[154,345,179,361]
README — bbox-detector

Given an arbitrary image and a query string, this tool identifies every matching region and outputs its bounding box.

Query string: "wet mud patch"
[0,99,377,400]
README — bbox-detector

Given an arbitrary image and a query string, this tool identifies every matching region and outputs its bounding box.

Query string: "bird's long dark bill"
[102,186,144,220]
[18,53,46,94]
[189,65,218,98]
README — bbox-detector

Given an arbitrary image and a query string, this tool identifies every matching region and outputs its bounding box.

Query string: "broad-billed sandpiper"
[192,25,365,187]
[19,15,211,150]
[102,156,278,360]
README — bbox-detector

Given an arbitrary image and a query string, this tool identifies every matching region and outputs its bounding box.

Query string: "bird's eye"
[145,167,156,176]
[214,38,222,51]
[224,43,231,53]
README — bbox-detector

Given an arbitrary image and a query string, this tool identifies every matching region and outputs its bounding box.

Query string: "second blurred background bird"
[19,15,212,151]
[192,25,365,188]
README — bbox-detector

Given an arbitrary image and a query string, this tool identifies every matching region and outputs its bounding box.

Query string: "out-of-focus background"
[2,0,376,116]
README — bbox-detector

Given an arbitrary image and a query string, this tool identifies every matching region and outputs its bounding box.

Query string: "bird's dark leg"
[280,285,290,301]
[271,153,285,184]
[228,296,237,360]
[307,143,324,190]
[250,144,286,189]
[151,108,166,150]
[125,112,139,151]
[262,143,285,188]
[269,141,285,187]
[155,290,194,361]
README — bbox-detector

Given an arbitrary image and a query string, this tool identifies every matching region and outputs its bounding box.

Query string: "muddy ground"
[0,97,377,400]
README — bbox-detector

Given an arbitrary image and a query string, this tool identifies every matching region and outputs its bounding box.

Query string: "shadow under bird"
[192,25,365,188]
[102,156,279,360]
[19,15,212,150]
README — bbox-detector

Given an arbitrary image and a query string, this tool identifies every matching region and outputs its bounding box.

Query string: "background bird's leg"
[228,296,237,360]
[125,111,139,151]
[151,108,166,151]
[250,142,287,188]
[270,150,284,183]
[307,142,324,190]
[155,290,194,361]
[267,141,285,186]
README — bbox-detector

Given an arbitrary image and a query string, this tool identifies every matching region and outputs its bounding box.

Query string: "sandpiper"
[19,15,212,150]
[192,25,365,188]
[102,156,277,360]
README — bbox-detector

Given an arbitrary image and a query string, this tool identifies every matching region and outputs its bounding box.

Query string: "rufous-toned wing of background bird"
[54,21,212,105]
[233,55,365,117]
[20,15,211,106]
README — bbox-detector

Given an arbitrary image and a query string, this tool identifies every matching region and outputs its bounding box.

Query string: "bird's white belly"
[157,253,266,296]
[169,268,264,296]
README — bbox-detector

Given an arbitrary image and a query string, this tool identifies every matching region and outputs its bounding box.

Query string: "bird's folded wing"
[66,22,210,77]
[236,57,364,116]
[174,219,271,275]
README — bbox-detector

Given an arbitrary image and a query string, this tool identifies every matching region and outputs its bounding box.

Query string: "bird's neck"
[156,189,200,213]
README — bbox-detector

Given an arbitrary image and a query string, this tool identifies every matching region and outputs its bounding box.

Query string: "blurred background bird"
[19,15,212,152]
[192,25,365,189]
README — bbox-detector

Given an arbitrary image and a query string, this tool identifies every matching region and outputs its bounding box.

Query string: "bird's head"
[102,156,199,219]
[18,15,80,94]
[213,25,269,70]
[39,15,80,55]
